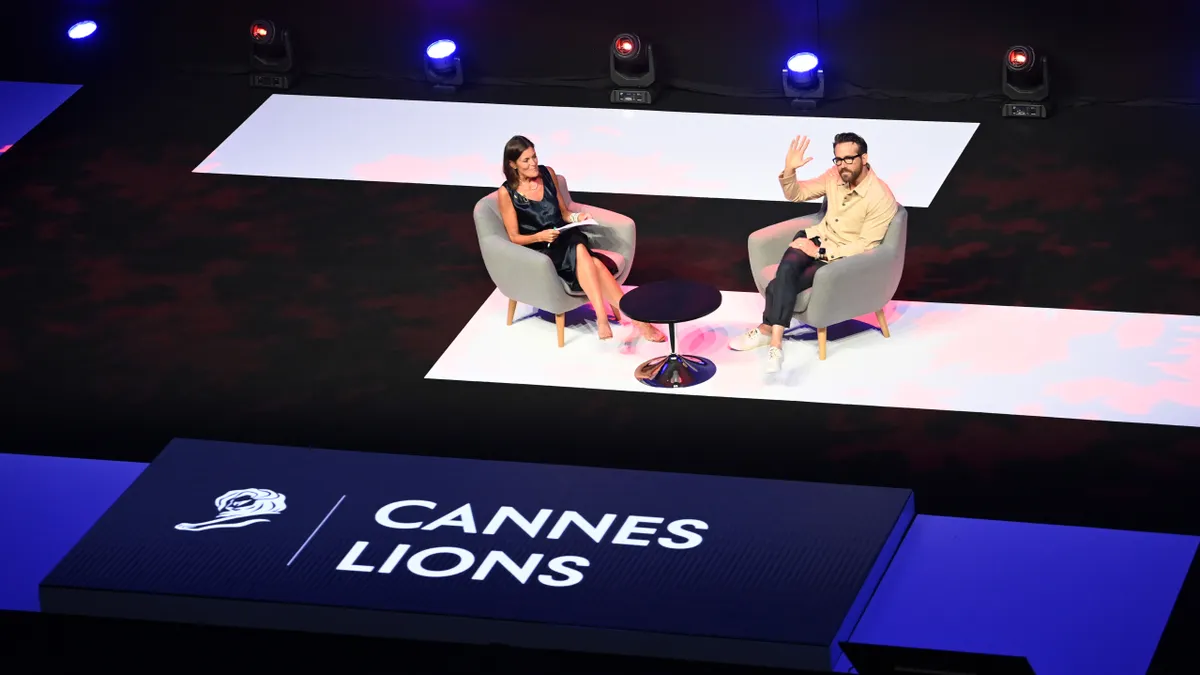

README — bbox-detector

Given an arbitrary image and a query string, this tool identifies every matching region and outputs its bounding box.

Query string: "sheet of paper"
[555,218,599,232]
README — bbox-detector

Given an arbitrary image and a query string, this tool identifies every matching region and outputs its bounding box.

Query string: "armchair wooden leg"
[506,299,517,326]
[817,327,827,360]
[875,309,891,338]
[556,313,565,348]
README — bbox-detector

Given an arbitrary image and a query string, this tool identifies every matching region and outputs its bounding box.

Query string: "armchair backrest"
[878,203,908,262]
[473,193,507,242]
[876,203,908,299]
[555,173,577,208]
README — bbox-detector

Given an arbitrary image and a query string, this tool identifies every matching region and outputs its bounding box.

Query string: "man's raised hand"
[784,135,813,172]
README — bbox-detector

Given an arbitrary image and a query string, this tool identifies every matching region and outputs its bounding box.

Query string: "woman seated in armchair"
[496,135,665,343]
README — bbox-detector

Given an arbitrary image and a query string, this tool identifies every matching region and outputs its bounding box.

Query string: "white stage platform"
[195,96,978,208]
[426,288,1200,429]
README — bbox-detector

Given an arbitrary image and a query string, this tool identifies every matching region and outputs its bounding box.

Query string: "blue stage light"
[782,52,824,110]
[786,52,819,74]
[68,20,97,40]
[426,40,457,62]
[424,39,463,91]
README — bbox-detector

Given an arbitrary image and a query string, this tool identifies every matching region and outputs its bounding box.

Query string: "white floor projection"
[426,288,1200,429]
[195,96,978,208]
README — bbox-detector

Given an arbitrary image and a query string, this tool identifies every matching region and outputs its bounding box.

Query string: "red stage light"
[1007,48,1028,68]
[616,38,634,55]
[250,22,274,42]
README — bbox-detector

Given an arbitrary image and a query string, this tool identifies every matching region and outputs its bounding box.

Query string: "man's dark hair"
[833,132,867,155]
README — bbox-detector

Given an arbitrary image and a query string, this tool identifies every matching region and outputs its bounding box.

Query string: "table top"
[620,280,723,325]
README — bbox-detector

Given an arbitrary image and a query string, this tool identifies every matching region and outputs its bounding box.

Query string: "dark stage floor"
[1,73,1198,673]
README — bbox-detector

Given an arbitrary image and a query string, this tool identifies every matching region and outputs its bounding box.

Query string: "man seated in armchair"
[729,132,898,372]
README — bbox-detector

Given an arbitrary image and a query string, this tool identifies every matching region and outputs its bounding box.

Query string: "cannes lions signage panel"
[41,438,913,666]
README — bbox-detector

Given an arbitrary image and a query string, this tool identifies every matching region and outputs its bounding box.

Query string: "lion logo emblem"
[175,488,287,532]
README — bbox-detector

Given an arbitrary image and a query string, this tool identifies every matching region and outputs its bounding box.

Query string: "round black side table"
[619,280,723,388]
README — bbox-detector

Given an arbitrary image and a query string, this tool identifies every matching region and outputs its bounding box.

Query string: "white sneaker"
[729,327,771,351]
[765,346,783,373]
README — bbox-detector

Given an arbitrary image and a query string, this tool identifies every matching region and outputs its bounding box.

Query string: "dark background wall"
[2,0,1198,102]
[1,4,1199,674]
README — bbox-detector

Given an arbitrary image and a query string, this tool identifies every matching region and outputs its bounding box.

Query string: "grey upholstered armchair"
[473,173,636,347]
[747,198,908,360]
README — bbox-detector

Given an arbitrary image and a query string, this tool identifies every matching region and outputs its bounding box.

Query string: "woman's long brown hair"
[502,135,535,188]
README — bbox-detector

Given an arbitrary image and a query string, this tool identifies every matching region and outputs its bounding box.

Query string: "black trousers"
[762,232,826,327]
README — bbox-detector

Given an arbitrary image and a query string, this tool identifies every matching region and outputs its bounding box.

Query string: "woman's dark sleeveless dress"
[503,165,618,293]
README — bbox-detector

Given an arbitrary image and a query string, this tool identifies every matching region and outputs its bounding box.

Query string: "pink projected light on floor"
[0,145,11,154]
[427,289,1200,430]
[196,96,978,207]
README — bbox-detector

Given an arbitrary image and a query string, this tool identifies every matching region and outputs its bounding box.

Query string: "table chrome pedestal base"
[634,353,717,389]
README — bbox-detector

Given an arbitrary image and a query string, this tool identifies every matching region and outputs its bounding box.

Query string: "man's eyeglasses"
[833,154,861,166]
